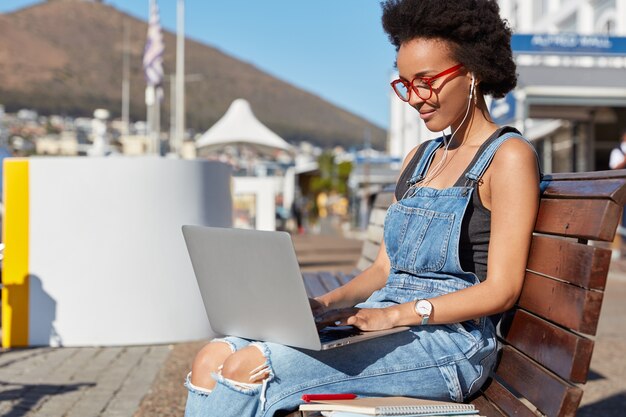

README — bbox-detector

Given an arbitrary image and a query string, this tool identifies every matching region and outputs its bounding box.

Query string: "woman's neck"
[448,96,497,149]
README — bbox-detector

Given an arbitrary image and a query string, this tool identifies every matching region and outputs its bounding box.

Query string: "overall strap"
[407,137,445,186]
[464,132,543,184]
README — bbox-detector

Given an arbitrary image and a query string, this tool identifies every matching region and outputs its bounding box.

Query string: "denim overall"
[184,133,531,417]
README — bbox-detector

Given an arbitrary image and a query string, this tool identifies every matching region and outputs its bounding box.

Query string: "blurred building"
[35,132,79,156]
[500,0,625,36]
[499,0,626,172]
[388,0,626,173]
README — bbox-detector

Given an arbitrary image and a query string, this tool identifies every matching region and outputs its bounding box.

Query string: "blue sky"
[1,0,399,129]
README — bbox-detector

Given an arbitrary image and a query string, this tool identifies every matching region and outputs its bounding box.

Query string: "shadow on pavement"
[578,392,626,417]
[586,369,607,381]
[0,380,95,417]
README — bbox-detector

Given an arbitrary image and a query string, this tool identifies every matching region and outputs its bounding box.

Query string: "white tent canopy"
[196,98,294,155]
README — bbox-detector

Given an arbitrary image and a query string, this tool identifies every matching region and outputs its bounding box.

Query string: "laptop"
[182,225,410,350]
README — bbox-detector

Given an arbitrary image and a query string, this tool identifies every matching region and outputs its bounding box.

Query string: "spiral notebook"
[299,396,478,416]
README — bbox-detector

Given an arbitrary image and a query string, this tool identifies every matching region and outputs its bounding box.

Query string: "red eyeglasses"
[391,63,464,102]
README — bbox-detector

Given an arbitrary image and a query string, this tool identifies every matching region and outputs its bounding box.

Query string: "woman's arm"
[316,240,390,310]
[346,138,540,330]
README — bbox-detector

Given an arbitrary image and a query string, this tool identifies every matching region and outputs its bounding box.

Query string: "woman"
[184,1,541,416]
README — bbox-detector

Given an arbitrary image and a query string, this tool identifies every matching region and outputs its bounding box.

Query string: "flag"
[143,0,164,89]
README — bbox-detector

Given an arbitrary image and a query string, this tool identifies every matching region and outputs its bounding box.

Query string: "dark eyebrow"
[398,69,435,81]
[414,69,436,78]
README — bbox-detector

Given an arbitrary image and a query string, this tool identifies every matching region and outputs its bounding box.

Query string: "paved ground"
[576,269,626,416]
[1,236,625,416]
[0,345,171,417]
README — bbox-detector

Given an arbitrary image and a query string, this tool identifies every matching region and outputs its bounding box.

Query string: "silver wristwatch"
[414,299,433,325]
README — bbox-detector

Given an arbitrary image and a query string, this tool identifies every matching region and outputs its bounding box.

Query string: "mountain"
[0,0,386,149]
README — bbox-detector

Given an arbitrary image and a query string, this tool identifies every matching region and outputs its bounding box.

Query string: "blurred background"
[0,0,624,235]
[0,1,625,416]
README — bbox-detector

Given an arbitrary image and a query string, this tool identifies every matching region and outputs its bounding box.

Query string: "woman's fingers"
[314,308,360,329]
[309,297,325,316]
[345,308,395,331]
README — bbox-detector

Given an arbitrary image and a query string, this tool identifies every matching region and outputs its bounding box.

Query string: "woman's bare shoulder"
[491,137,539,176]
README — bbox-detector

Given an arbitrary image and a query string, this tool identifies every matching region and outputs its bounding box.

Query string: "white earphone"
[408,72,477,192]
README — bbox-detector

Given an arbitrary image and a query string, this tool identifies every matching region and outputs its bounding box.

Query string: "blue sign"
[512,34,626,56]
[489,93,517,125]
[355,155,402,165]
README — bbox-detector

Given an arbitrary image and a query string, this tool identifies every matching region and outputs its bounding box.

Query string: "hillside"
[0,0,386,149]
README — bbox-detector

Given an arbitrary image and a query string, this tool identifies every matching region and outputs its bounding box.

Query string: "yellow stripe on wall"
[2,159,29,348]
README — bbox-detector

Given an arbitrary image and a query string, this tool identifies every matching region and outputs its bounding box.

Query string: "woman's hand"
[316,307,399,331]
[344,307,398,331]
[312,306,360,330]
[309,297,329,319]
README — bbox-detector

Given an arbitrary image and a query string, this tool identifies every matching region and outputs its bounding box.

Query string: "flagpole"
[169,75,176,154]
[146,85,155,153]
[175,0,185,156]
[122,21,130,136]
[144,0,165,155]
[155,86,162,154]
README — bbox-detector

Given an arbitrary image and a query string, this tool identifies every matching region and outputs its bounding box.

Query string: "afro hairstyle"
[381,0,517,98]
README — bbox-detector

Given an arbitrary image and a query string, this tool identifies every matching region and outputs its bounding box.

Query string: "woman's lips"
[419,109,436,121]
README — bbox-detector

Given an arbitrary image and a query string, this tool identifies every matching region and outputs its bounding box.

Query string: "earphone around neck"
[406,72,478,193]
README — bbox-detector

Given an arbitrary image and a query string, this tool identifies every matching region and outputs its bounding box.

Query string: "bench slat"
[518,272,604,335]
[361,240,381,264]
[496,346,583,417]
[545,168,626,183]
[366,224,384,244]
[336,271,358,285]
[318,271,344,293]
[356,257,373,272]
[369,207,388,226]
[297,252,363,266]
[469,394,509,417]
[481,379,539,417]
[541,177,626,203]
[527,235,610,290]
[534,198,621,241]
[293,242,363,252]
[501,309,594,383]
[302,272,328,298]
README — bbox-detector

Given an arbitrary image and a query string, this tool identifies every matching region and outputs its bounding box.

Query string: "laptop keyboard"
[318,326,364,343]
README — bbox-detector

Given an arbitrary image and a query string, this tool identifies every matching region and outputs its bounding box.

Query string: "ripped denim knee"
[211,337,240,354]
[213,341,275,412]
[185,371,213,395]
[185,336,245,393]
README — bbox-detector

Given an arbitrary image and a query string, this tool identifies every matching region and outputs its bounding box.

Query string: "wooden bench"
[291,234,363,274]
[294,169,626,417]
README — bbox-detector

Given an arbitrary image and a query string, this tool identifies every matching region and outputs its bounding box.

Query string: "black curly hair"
[381,0,516,99]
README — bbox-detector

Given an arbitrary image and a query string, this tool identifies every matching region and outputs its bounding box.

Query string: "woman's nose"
[408,92,425,107]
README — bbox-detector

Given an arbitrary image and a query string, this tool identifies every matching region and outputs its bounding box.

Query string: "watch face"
[416,300,432,316]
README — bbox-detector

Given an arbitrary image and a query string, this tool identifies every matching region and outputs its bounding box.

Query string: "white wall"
[232,176,278,231]
[28,157,232,346]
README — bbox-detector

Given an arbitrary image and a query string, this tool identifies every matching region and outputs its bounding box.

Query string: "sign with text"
[512,34,626,56]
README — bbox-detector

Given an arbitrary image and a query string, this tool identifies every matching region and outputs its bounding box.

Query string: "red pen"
[302,393,358,402]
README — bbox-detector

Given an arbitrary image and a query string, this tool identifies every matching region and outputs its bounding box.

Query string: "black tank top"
[394,126,521,281]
